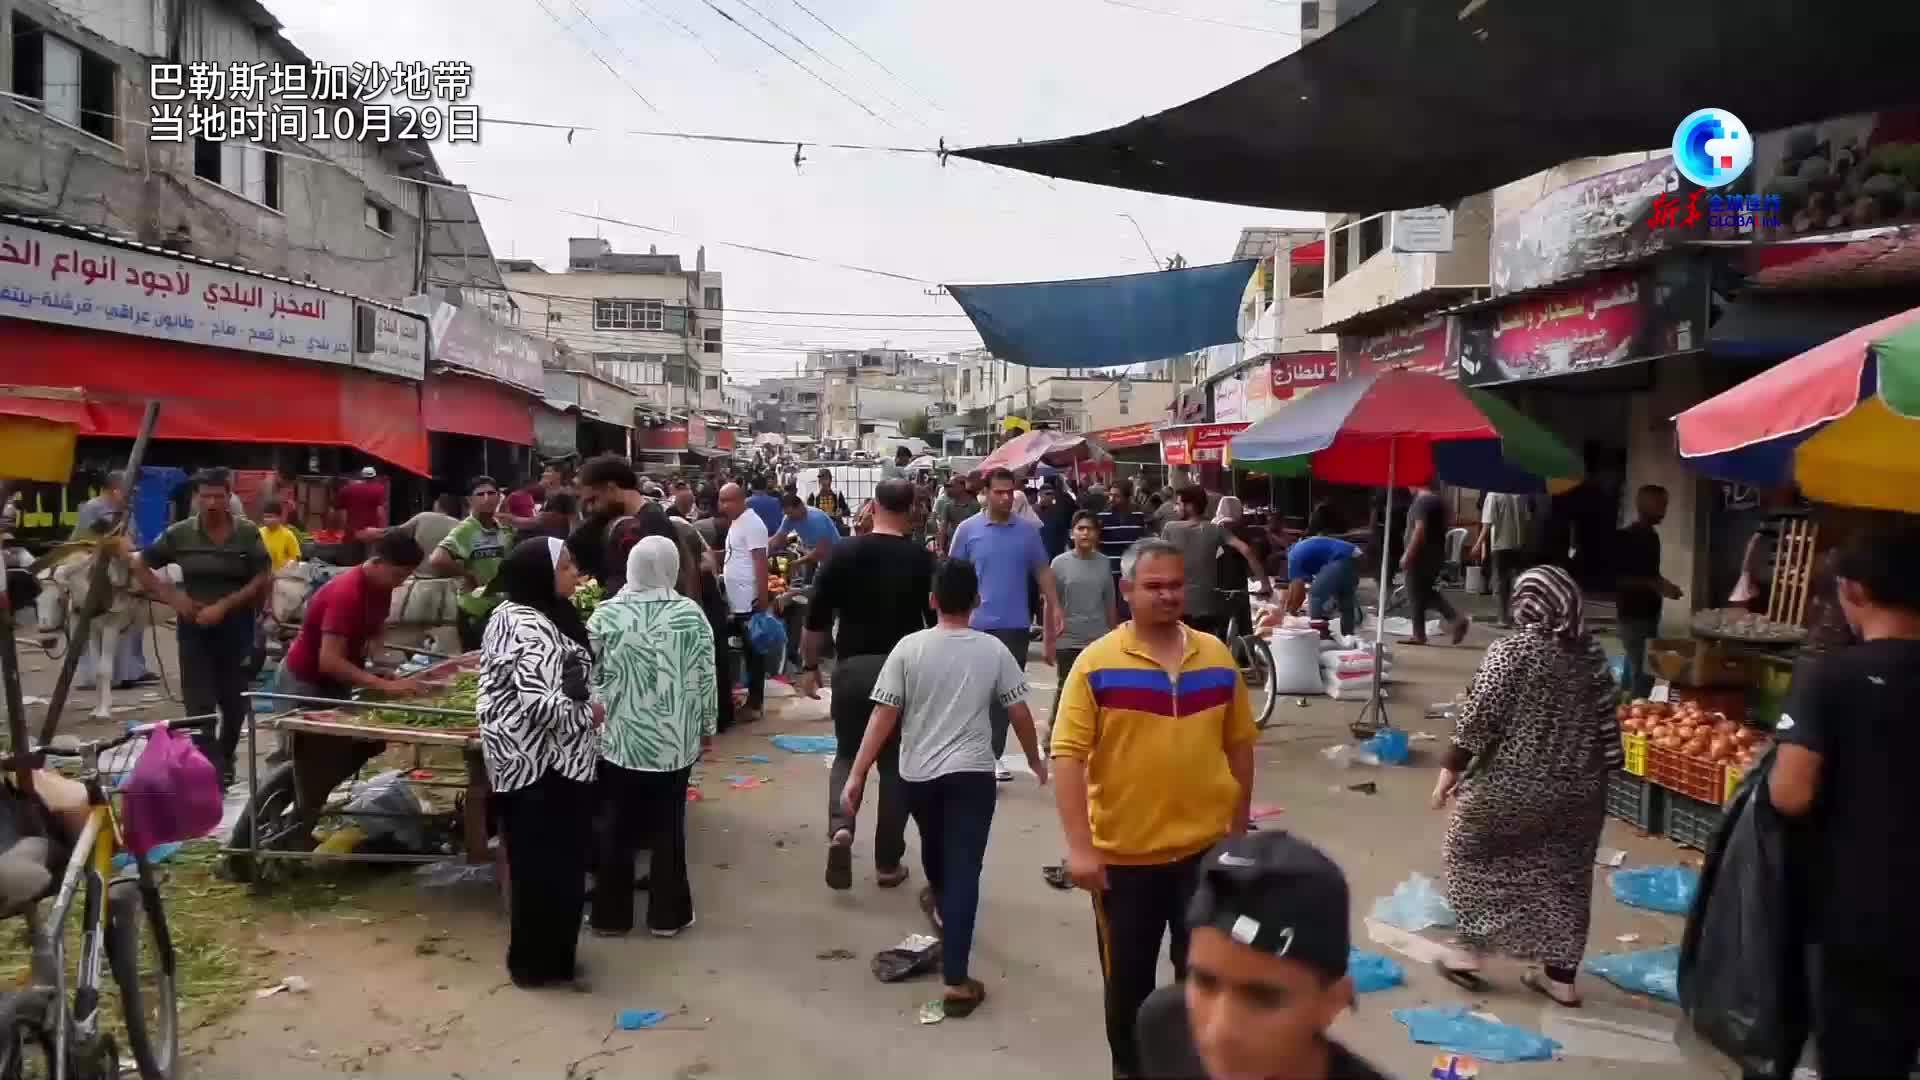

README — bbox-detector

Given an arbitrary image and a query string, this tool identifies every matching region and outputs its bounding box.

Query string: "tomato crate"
[1606,770,1664,833]
[1645,744,1727,805]
[1723,763,1744,806]
[1663,792,1724,852]
[1620,733,1648,777]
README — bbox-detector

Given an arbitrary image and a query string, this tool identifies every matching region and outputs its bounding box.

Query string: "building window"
[594,298,664,331]
[364,200,393,234]
[594,352,666,385]
[704,375,720,391]
[703,327,722,354]
[10,16,118,143]
[193,139,281,210]
[1119,400,1130,416]
[1301,0,1320,29]
[1330,227,1352,284]
[799,391,817,404]
[1358,215,1385,263]
[546,310,564,324]
[961,369,971,395]
[703,286,722,310]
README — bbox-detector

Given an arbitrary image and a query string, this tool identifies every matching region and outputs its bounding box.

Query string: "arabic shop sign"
[409,298,550,392]
[1491,158,1705,296]
[1090,421,1157,449]
[0,226,353,363]
[1342,316,1454,377]
[1212,372,1247,423]
[1457,263,1707,386]
[1160,428,1192,466]
[1189,422,1248,465]
[353,303,426,381]
[1269,351,1338,400]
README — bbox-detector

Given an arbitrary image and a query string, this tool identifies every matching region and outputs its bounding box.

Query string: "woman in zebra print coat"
[477,537,601,990]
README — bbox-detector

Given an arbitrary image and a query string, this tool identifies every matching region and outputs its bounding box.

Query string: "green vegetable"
[362,672,480,730]
[572,576,605,617]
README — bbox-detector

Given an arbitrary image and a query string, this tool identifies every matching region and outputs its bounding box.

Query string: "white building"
[500,239,725,415]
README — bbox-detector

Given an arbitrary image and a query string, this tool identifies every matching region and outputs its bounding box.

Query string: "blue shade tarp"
[947,260,1255,369]
[953,0,1920,213]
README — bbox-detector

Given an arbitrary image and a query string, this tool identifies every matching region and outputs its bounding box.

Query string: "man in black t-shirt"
[1097,479,1150,619]
[1615,485,1682,696]
[1399,484,1468,645]
[803,478,935,893]
[1768,523,1920,1079]
[1135,832,1389,1080]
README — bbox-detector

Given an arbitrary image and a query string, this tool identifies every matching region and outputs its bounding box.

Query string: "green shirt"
[440,516,515,617]
[587,590,717,772]
[141,514,270,605]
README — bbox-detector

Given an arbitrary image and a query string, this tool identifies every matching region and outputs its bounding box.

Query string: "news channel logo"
[1672,108,1753,189]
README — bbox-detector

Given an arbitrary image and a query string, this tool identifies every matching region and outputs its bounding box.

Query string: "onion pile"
[1616,698,1768,766]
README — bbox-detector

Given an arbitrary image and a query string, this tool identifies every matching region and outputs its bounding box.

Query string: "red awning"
[1289,239,1325,266]
[0,320,429,474]
[422,371,534,446]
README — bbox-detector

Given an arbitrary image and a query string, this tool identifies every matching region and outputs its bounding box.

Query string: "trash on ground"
[736,754,772,764]
[686,787,704,802]
[816,948,856,961]
[1360,728,1410,765]
[1365,919,1452,965]
[414,860,497,888]
[111,840,181,871]
[1392,1005,1560,1062]
[1369,873,1457,932]
[255,975,311,998]
[1583,946,1680,1003]
[1616,932,1641,944]
[873,932,943,982]
[617,1008,669,1031]
[1539,1003,1684,1065]
[1349,949,1405,993]
[1348,782,1378,795]
[20,695,48,706]
[1409,731,1438,742]
[724,774,771,789]
[770,734,837,754]
[1594,847,1627,867]
[1428,1055,1482,1079]
[140,692,163,702]
[1609,865,1699,914]
[1322,745,1378,768]
[917,1000,945,1024]
[1249,803,1285,822]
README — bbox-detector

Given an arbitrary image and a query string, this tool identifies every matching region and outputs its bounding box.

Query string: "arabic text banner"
[0,226,354,365]
[1457,262,1707,386]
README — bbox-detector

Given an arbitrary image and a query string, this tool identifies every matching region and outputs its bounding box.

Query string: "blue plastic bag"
[1348,948,1404,993]
[770,734,837,755]
[1361,728,1410,765]
[1607,653,1629,688]
[1368,873,1456,931]
[1584,946,1680,1002]
[1392,1006,1560,1063]
[747,610,787,659]
[1610,865,1699,914]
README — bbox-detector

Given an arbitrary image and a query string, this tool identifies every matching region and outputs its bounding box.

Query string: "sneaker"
[825,829,853,891]
[994,763,1013,782]
[650,913,696,938]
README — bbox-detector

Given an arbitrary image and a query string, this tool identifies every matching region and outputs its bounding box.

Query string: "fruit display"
[1617,697,1768,772]
[1690,607,1807,644]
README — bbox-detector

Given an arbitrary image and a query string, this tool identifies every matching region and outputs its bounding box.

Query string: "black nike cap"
[1185,831,1351,981]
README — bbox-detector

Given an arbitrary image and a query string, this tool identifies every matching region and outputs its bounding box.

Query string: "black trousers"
[1048,647,1086,756]
[1405,563,1458,638]
[1093,852,1206,1077]
[177,610,255,774]
[826,654,908,871]
[729,613,765,711]
[907,772,997,987]
[1744,944,1920,1080]
[497,770,592,985]
[591,762,693,935]
[985,628,1030,760]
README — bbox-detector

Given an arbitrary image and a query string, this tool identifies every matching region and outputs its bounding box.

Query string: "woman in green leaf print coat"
[585,534,717,937]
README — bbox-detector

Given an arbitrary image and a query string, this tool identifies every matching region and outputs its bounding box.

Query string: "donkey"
[35,540,153,721]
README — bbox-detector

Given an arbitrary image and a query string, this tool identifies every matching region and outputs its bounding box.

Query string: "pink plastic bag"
[120,724,222,857]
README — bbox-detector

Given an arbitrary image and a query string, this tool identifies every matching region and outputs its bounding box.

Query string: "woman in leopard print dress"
[1429,565,1621,1007]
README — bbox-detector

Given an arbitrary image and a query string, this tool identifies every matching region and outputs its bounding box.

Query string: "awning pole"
[1354,441,1395,736]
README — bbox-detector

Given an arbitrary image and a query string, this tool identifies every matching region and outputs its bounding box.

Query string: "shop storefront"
[544,368,636,459]
[411,297,547,491]
[1087,421,1161,490]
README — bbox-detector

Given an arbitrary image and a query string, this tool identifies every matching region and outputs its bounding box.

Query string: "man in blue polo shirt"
[774,492,839,569]
[1282,532,1361,638]
[949,467,1062,781]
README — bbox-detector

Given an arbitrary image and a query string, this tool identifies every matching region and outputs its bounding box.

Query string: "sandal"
[876,864,910,889]
[941,978,987,1018]
[1041,863,1073,891]
[1521,969,1582,1008]
[1433,957,1489,992]
[918,886,944,935]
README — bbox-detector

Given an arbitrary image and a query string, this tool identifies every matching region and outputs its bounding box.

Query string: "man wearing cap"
[807,468,847,525]
[1134,832,1391,1080]
[1051,536,1256,1079]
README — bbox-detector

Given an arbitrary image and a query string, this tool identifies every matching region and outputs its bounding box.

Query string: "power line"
[728,0,907,117]
[479,115,932,154]
[696,0,891,126]
[786,0,943,114]
[530,0,665,113]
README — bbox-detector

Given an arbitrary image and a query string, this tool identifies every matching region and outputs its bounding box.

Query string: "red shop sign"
[1190,422,1247,464]
[1344,315,1453,376]
[1270,352,1338,399]
[1091,421,1158,449]
[638,423,689,450]
[1161,429,1191,466]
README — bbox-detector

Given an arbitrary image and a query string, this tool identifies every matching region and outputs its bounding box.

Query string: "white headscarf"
[622,535,680,602]
[545,537,565,567]
[1213,495,1245,525]
[1012,490,1043,528]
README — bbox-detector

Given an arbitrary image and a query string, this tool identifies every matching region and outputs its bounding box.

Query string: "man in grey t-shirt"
[1160,486,1267,642]
[1046,511,1117,739]
[840,559,1045,1018]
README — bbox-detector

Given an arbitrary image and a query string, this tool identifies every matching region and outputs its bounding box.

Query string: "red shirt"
[505,486,539,520]
[335,480,388,534]
[284,566,394,683]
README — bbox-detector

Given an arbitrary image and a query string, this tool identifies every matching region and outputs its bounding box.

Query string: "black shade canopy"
[955,0,1920,213]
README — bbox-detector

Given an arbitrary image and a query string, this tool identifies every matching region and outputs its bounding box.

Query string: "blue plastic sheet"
[1368,873,1456,931]
[1610,865,1699,914]
[1392,1006,1561,1063]
[617,1009,667,1030]
[947,261,1254,369]
[1348,949,1404,993]
[1361,728,1410,766]
[1584,946,1680,1003]
[770,734,837,755]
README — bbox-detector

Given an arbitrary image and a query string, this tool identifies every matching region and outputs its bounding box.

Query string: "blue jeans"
[1308,556,1361,637]
[1619,616,1660,697]
[906,771,997,986]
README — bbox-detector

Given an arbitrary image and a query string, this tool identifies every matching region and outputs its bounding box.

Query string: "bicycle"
[1217,588,1279,730]
[1,718,207,1080]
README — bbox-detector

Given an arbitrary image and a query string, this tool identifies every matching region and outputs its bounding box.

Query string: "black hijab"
[491,536,593,654]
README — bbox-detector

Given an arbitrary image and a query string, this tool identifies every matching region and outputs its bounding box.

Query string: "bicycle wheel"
[0,989,54,1080]
[1238,637,1279,730]
[225,761,313,882]
[105,880,176,1080]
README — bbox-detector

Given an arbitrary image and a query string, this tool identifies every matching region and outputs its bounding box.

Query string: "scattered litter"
[1348,782,1378,795]
[1428,1055,1481,1079]
[1349,949,1405,993]
[1322,745,1377,768]
[726,775,771,790]
[1360,728,1410,765]
[1616,933,1641,944]
[770,734,837,755]
[255,975,311,999]
[111,841,181,871]
[1594,847,1627,867]
[1295,697,1311,708]
[686,787,704,802]
[140,692,163,702]
[617,1009,669,1031]
[1409,731,1438,742]
[1365,919,1452,965]
[1540,1003,1684,1065]
[414,861,497,888]
[1249,803,1285,822]
[1393,1005,1560,1062]
[917,1000,945,1025]
[873,933,942,982]
[408,769,435,780]
[1369,874,1456,932]
[20,695,48,706]
[1584,946,1680,1003]
[816,948,856,961]
[1609,866,1699,914]
[736,754,772,764]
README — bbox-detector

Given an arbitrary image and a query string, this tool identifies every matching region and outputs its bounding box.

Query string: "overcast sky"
[274,0,1318,383]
